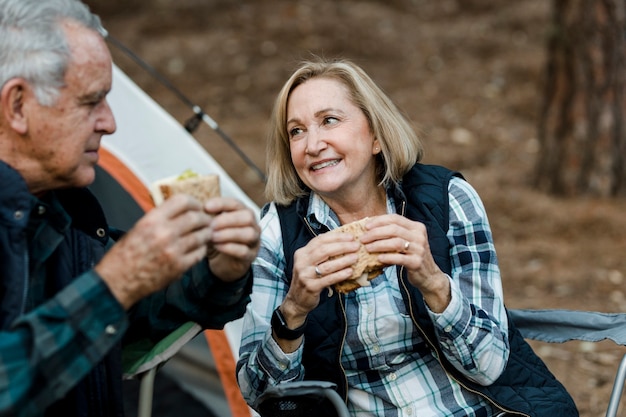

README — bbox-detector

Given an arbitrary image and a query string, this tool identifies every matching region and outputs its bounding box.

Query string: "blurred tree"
[535,0,626,196]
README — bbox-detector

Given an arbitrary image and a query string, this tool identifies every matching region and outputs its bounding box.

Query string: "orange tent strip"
[204,330,251,417]
[97,148,250,416]
[98,147,155,212]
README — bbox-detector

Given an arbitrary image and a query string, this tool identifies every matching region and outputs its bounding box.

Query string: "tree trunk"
[535,0,626,196]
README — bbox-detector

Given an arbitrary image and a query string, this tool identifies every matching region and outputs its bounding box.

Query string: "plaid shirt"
[0,180,251,416]
[238,177,510,416]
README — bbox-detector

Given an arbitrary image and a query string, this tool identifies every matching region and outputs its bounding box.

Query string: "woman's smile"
[311,158,340,171]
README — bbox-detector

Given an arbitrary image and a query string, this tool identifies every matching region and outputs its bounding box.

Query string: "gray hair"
[0,0,105,106]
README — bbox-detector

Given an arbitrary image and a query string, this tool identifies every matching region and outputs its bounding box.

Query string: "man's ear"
[0,78,29,135]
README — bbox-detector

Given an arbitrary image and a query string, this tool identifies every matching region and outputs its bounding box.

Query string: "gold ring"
[403,241,410,252]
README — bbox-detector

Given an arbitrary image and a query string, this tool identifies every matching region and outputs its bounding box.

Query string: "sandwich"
[149,169,220,206]
[327,217,387,294]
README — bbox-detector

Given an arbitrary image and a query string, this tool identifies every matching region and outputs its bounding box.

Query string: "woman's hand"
[279,230,360,330]
[359,214,451,313]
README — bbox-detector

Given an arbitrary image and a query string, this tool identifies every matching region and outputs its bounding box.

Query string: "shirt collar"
[304,188,398,231]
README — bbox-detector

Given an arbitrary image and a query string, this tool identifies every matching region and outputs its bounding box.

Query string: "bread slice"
[327,218,386,294]
[149,172,220,206]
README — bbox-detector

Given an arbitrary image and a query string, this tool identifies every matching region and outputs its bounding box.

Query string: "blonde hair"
[265,58,424,205]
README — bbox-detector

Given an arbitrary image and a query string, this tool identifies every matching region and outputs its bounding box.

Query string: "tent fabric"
[98,147,154,213]
[509,309,626,345]
[205,331,254,417]
[103,66,258,212]
[93,64,257,417]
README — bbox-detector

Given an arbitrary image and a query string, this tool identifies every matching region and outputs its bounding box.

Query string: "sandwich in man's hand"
[149,169,221,206]
[326,217,389,294]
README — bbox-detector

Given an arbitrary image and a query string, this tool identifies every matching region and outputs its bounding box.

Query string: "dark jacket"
[0,161,125,416]
[0,161,252,416]
[273,163,578,417]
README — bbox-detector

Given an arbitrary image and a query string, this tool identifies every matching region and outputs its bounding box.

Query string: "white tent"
[91,65,258,417]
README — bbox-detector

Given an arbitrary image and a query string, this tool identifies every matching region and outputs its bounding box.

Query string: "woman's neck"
[325,185,388,225]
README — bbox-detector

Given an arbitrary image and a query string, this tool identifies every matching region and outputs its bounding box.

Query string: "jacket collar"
[0,160,110,244]
[0,161,36,228]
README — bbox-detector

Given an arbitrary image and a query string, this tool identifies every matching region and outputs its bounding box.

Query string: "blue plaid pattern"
[238,177,510,416]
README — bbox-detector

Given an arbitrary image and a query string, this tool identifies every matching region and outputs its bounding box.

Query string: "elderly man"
[0,0,260,415]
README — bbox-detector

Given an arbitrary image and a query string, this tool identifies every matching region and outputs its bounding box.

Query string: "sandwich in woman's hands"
[149,169,220,206]
[327,217,388,294]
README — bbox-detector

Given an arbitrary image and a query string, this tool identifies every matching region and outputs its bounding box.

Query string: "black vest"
[271,163,578,417]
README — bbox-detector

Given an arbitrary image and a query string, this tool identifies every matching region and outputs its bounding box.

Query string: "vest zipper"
[302,215,350,403]
[302,217,334,298]
[397,199,527,415]
[337,294,350,403]
[399,270,527,416]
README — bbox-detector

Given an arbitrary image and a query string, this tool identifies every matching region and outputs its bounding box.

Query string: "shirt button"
[444,325,452,332]
[96,228,106,238]
[14,211,23,220]
[105,325,117,335]
[406,407,413,415]
[388,372,397,381]
[38,206,46,215]
[372,344,380,353]
[278,363,287,370]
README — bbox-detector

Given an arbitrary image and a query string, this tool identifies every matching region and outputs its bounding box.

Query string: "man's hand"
[203,197,260,282]
[95,194,214,309]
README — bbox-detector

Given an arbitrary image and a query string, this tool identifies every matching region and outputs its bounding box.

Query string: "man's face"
[25,21,116,193]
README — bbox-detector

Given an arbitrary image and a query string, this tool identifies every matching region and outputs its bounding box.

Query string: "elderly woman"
[236,58,577,417]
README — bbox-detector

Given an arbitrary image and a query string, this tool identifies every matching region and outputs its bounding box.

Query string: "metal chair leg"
[137,367,157,417]
[606,353,626,417]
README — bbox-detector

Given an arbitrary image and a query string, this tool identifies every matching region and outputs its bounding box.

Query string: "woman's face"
[286,77,381,202]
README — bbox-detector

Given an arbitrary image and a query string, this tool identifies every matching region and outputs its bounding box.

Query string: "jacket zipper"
[302,216,350,402]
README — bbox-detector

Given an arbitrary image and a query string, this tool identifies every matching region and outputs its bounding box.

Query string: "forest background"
[85,1,626,415]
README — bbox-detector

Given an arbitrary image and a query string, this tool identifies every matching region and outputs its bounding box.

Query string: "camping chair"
[607,354,626,417]
[252,309,626,417]
[119,309,626,417]
[122,321,203,417]
[509,308,626,417]
[254,381,349,417]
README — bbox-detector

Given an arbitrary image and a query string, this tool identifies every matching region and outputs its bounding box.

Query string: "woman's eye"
[323,116,338,125]
[289,127,303,138]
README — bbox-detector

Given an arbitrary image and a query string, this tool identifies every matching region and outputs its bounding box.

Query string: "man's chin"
[70,167,97,188]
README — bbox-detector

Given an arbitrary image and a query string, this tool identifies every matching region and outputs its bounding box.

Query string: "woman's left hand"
[359,214,451,312]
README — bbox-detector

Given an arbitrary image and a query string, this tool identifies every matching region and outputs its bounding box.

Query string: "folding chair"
[254,381,349,417]
[252,309,626,417]
[122,321,202,417]
[509,308,626,417]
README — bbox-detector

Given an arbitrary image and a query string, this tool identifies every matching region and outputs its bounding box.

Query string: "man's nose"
[97,99,117,134]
